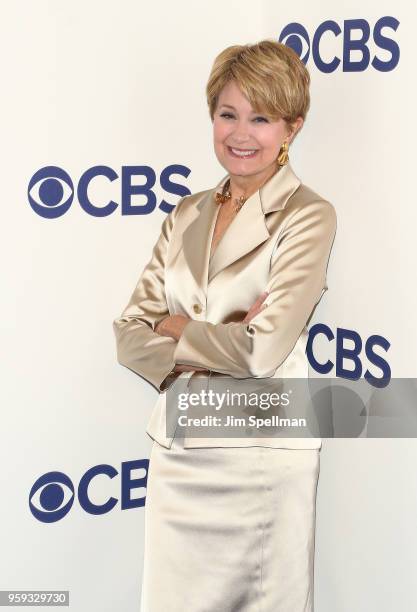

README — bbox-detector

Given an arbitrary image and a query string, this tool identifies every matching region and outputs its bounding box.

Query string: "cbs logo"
[29,460,149,522]
[307,324,391,387]
[279,16,400,72]
[28,165,190,218]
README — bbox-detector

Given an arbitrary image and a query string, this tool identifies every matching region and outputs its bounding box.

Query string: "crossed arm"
[113,196,337,390]
[112,197,186,392]
[154,292,268,365]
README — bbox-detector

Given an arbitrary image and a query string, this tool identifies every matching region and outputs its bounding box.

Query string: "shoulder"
[273,181,337,247]
[288,181,336,216]
[284,181,337,229]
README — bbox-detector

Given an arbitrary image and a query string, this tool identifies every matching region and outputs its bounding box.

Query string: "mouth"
[227,146,259,159]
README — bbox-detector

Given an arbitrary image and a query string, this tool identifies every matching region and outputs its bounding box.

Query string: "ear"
[288,116,304,143]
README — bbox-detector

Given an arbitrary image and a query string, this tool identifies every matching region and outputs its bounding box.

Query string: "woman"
[113,40,337,612]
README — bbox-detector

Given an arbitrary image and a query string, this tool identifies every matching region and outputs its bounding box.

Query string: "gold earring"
[277,140,289,166]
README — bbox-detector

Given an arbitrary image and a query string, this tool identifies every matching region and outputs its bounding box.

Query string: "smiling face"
[213,80,296,182]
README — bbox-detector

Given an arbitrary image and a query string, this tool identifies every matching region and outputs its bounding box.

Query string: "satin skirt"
[140,436,320,612]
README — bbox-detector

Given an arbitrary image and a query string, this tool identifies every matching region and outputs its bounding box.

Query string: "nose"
[231,119,252,144]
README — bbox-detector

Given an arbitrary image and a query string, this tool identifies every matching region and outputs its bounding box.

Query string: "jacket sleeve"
[112,196,187,392]
[173,199,337,378]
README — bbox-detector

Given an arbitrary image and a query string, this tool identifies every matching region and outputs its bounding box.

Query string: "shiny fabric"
[140,436,320,612]
[113,162,337,449]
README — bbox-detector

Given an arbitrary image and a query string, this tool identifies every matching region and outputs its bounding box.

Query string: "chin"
[219,157,262,175]
[227,168,259,177]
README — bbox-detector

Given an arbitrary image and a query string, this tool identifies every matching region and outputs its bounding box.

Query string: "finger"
[244,302,269,323]
[246,294,268,319]
[243,309,259,323]
[252,291,269,309]
[248,299,269,317]
[243,292,269,323]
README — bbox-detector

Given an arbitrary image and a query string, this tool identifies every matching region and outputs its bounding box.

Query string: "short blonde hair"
[206,39,310,129]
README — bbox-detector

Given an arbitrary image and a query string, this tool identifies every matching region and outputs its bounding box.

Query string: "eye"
[219,112,269,123]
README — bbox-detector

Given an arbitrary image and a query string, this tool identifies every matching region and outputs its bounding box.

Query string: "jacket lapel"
[181,185,220,303]
[208,192,269,282]
[181,162,301,299]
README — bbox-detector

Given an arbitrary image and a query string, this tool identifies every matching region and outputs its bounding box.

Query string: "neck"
[228,163,280,201]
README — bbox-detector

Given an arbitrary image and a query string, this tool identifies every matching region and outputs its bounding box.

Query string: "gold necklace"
[214,178,247,213]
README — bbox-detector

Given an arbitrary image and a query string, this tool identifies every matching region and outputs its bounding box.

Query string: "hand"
[155,314,190,341]
[243,291,269,323]
[155,317,209,374]
[155,292,268,374]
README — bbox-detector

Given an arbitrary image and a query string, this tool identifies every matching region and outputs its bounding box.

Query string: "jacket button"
[193,303,203,314]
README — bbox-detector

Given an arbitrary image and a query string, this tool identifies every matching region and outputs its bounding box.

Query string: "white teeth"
[230,147,257,157]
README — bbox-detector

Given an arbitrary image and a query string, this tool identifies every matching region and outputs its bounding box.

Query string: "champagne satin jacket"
[113,162,337,450]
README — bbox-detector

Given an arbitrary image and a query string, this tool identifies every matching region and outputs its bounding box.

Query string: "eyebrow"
[219,104,260,113]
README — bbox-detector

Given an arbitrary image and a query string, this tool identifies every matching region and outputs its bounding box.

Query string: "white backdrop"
[1,1,416,611]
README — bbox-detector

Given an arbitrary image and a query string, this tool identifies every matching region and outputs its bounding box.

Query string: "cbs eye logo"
[29,460,149,522]
[279,16,400,72]
[28,165,190,219]
[29,471,75,523]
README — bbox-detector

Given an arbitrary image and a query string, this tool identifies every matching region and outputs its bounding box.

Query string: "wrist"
[155,317,167,335]
[176,317,191,341]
